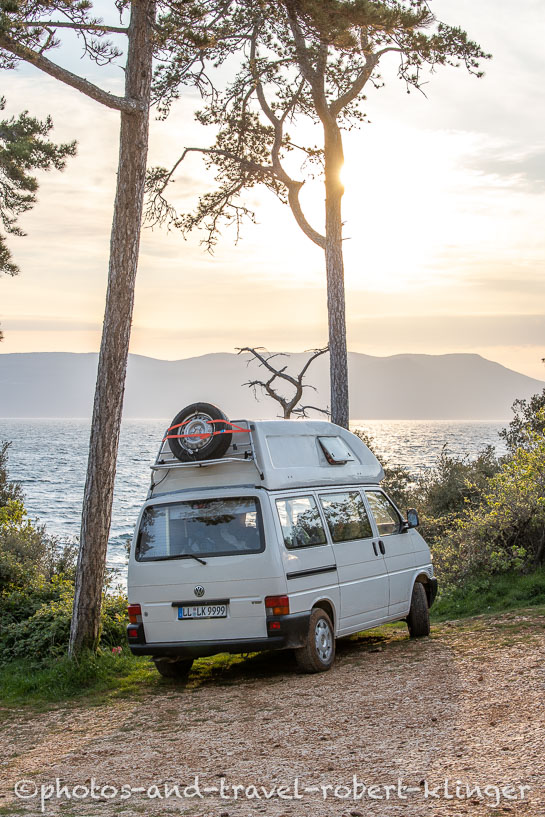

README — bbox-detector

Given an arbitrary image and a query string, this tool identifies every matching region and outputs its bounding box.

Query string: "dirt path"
[1,609,544,817]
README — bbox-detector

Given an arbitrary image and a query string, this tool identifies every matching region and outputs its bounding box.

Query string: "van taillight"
[265,595,290,616]
[128,604,142,624]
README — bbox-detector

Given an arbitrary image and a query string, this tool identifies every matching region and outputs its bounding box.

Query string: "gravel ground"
[1,609,544,817]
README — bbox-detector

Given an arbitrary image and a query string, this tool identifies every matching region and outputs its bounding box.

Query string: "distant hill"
[0,351,543,420]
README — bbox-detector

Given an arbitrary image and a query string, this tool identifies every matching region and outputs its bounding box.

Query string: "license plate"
[178,604,228,620]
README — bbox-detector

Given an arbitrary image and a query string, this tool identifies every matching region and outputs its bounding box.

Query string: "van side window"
[319,491,373,543]
[366,491,402,536]
[276,496,327,549]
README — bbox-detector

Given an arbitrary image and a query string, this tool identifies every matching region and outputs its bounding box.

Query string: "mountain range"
[0,351,543,420]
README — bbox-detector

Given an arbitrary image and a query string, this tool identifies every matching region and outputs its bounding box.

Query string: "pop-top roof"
[150,419,384,496]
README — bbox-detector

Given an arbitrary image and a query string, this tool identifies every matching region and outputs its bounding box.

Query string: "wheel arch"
[411,572,434,608]
[311,598,336,632]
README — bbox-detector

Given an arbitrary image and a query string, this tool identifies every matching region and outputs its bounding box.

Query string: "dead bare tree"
[238,346,329,419]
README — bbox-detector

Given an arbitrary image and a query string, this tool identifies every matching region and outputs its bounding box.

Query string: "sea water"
[0,418,507,580]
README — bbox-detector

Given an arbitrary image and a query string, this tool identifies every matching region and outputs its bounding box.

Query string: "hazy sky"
[1,0,544,379]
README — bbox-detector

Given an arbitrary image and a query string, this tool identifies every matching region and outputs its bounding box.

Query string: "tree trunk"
[68,0,155,656]
[324,121,349,429]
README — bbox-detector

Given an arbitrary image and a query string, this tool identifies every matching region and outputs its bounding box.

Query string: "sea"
[0,418,507,585]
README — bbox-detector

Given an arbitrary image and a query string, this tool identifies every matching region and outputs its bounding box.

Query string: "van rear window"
[136,497,264,561]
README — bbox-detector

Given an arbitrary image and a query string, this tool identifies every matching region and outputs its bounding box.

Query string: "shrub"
[0,499,76,590]
[0,442,127,665]
[0,442,21,506]
[435,421,545,584]
[0,583,128,663]
[499,389,545,453]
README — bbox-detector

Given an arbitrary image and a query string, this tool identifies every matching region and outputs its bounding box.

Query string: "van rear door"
[129,495,284,644]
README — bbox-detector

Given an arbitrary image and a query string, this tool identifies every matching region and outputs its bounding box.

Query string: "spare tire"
[167,402,232,462]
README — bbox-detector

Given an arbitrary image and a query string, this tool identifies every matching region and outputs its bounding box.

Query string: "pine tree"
[1,0,236,653]
[0,96,75,325]
[147,0,490,428]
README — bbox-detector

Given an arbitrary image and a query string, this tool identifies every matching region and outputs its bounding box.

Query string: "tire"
[152,657,194,679]
[294,608,336,673]
[167,402,232,462]
[407,582,430,638]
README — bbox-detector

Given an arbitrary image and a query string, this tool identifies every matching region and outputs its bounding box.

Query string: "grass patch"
[431,568,545,621]
[0,649,159,708]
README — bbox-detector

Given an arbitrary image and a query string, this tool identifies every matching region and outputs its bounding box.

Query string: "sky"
[1,0,544,380]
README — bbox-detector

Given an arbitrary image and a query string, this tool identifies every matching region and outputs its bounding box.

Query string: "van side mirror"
[407,508,419,528]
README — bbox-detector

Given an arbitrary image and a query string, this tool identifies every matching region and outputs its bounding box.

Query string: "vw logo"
[194,585,205,598]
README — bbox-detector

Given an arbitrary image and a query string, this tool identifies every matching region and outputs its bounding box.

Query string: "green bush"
[499,388,545,453]
[435,422,545,584]
[0,583,128,663]
[0,581,74,661]
[419,445,499,519]
[0,442,128,665]
[0,498,76,590]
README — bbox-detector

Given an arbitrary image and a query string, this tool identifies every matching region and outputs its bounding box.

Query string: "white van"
[127,403,437,676]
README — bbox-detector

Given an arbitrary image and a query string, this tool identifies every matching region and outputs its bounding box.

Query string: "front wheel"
[152,657,194,679]
[407,582,430,638]
[294,608,336,673]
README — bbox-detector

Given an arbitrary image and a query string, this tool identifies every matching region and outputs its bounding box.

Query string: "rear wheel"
[152,657,194,679]
[167,402,232,462]
[407,582,430,638]
[294,608,336,673]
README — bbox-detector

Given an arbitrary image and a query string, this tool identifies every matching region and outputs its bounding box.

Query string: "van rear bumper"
[128,612,311,658]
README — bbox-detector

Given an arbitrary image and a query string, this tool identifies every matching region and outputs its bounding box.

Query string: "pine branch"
[329,53,378,117]
[249,34,325,248]
[0,35,141,113]
[16,22,128,34]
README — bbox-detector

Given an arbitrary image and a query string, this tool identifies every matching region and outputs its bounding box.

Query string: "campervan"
[127,403,437,676]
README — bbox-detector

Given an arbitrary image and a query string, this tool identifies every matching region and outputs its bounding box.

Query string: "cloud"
[462,146,545,193]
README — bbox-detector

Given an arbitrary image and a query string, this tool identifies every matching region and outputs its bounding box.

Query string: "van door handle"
[378,540,386,555]
[372,541,378,556]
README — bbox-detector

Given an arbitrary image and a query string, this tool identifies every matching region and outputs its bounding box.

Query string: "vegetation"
[0,444,126,667]
[431,569,545,621]
[0,650,154,706]
[147,0,489,429]
[0,97,76,278]
[499,390,545,453]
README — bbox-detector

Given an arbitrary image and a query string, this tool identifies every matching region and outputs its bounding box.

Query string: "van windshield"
[136,497,264,561]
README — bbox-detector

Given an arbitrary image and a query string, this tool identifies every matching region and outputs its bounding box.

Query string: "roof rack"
[151,419,260,472]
